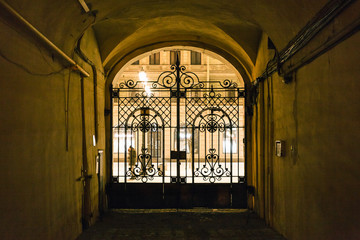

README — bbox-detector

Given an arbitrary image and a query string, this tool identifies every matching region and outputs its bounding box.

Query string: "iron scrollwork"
[154,64,204,89]
[219,79,238,88]
[130,110,159,133]
[194,148,230,183]
[119,79,138,88]
[125,108,163,183]
[126,148,163,183]
[132,120,158,133]
[194,109,233,183]
[199,113,226,133]
[117,59,240,91]
[117,56,205,90]
[203,86,221,98]
[134,91,154,98]
[113,52,243,186]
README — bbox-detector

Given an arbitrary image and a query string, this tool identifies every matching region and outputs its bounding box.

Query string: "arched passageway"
[0,0,359,239]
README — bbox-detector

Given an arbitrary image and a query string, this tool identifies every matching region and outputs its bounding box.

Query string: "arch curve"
[103,16,257,87]
[105,40,253,88]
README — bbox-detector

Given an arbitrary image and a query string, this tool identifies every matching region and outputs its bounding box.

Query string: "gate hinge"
[112,90,119,98]
[76,169,93,182]
[239,176,246,183]
[104,109,111,116]
[238,89,245,97]
[76,174,92,182]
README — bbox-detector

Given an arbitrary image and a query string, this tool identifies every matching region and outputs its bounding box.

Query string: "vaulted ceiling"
[6,0,328,81]
[89,0,327,81]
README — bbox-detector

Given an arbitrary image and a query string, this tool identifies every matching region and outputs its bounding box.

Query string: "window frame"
[222,127,237,154]
[149,52,160,65]
[170,50,181,65]
[191,51,201,65]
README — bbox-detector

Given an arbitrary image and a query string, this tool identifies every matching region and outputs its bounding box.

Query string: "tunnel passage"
[1,0,359,239]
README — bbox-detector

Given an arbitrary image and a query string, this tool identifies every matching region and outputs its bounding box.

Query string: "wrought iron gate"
[110,57,247,208]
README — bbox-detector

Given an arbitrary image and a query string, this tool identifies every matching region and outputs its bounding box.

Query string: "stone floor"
[77,209,286,240]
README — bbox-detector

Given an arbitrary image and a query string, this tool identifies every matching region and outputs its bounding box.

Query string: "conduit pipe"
[75,34,98,142]
[255,0,355,85]
[0,0,90,77]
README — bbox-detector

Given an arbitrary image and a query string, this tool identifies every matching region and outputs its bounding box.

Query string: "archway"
[108,47,248,208]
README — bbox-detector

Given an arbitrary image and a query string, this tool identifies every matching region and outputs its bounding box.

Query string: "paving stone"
[77,209,286,240]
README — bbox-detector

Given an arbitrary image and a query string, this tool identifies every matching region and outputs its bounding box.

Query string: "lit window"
[113,128,135,153]
[170,51,181,65]
[149,53,160,65]
[223,128,237,153]
[174,125,198,153]
[147,128,162,158]
[191,51,201,65]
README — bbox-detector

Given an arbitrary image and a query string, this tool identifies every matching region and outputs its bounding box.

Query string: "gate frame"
[109,54,247,208]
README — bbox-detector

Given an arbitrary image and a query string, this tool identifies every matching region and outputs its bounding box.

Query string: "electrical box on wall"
[275,140,285,157]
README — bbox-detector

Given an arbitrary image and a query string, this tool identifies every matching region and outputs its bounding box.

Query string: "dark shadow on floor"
[77,209,286,240]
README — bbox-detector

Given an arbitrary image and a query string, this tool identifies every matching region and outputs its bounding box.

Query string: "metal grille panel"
[112,57,245,186]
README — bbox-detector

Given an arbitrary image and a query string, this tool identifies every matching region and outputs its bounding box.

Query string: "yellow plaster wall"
[251,32,360,239]
[0,15,105,239]
[74,28,107,229]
